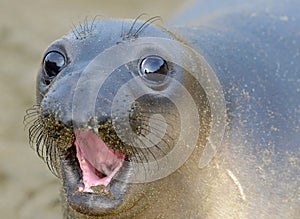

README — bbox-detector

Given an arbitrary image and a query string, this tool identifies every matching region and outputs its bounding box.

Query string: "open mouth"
[74,130,125,193]
[60,129,132,215]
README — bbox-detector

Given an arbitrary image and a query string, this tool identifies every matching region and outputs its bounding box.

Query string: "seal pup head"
[25,16,212,217]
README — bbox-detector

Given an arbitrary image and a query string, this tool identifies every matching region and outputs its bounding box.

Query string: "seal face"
[25,17,212,217]
[25,3,300,218]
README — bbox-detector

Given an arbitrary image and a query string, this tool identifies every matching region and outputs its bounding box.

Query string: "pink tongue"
[74,130,125,193]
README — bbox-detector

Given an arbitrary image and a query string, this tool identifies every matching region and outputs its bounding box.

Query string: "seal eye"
[139,55,169,84]
[43,51,66,78]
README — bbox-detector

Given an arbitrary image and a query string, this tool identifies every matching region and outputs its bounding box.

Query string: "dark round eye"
[43,51,66,78]
[139,55,169,84]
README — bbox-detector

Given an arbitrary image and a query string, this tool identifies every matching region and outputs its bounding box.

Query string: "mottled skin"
[28,0,299,218]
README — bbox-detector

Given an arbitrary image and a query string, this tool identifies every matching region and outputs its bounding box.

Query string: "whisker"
[71,22,80,40]
[138,126,173,151]
[137,110,177,119]
[30,118,44,131]
[29,124,44,145]
[139,132,168,159]
[48,141,59,177]
[127,13,147,37]
[134,135,159,166]
[83,16,90,33]
[24,105,41,120]
[36,132,46,158]
[121,21,125,38]
[138,115,173,125]
[129,117,176,143]
[89,15,100,33]
[133,16,162,38]
[24,107,40,116]
[128,112,176,124]
[130,116,175,133]
[127,137,145,161]
[24,105,72,178]
[78,21,84,33]
[24,116,41,129]
[130,137,152,179]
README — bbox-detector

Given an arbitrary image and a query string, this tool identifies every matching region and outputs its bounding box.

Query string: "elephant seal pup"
[25,2,300,218]
[25,17,214,218]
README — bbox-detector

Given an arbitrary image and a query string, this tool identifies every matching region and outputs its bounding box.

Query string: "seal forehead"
[46,19,173,76]
[68,19,172,46]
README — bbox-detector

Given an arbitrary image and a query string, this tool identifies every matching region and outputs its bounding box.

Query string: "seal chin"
[59,130,131,216]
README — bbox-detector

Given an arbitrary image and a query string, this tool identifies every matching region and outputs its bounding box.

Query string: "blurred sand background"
[0,0,193,218]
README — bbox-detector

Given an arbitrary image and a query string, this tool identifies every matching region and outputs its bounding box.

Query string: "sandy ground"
[0,0,192,218]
